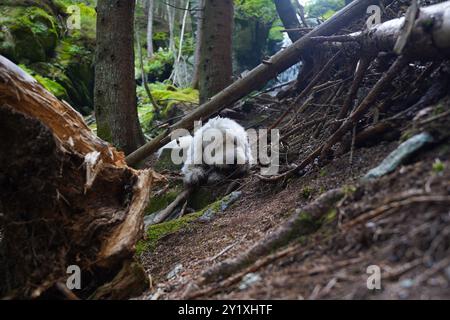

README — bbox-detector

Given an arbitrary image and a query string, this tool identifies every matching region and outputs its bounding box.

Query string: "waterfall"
[276,34,302,84]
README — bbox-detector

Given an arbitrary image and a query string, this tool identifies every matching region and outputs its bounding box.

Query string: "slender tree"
[147,0,154,57]
[166,0,176,53]
[198,0,234,103]
[274,0,302,42]
[190,0,204,89]
[94,0,145,154]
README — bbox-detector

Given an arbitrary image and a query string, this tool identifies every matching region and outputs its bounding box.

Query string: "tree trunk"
[147,0,154,58]
[166,0,176,53]
[0,55,163,299]
[125,0,391,166]
[274,0,302,42]
[198,0,234,104]
[94,0,145,155]
[191,0,204,89]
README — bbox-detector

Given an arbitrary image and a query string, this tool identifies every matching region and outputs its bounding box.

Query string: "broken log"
[125,0,386,167]
[314,1,450,59]
[0,56,163,299]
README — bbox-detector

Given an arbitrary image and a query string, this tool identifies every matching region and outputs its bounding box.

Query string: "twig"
[259,56,407,183]
[311,34,361,43]
[334,56,371,129]
[269,50,343,130]
[152,188,193,224]
[55,282,80,300]
[341,195,450,231]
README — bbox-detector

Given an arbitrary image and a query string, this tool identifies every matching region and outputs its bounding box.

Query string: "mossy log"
[0,55,163,299]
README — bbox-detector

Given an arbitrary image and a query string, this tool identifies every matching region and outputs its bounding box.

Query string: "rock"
[198,191,242,222]
[167,263,183,280]
[399,278,414,289]
[445,266,450,281]
[0,6,59,63]
[238,273,262,290]
[362,132,434,181]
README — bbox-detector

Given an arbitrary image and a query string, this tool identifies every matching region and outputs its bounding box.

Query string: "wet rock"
[198,191,242,222]
[362,132,434,181]
[400,278,414,289]
[167,263,183,280]
[238,273,262,290]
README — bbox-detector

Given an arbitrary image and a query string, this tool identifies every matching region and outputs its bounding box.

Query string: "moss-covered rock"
[0,1,95,114]
[145,187,183,215]
[0,5,59,63]
[137,83,199,134]
[137,192,242,255]
[137,210,204,254]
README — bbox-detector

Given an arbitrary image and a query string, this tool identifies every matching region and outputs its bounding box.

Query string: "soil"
[138,128,450,299]
[137,56,450,301]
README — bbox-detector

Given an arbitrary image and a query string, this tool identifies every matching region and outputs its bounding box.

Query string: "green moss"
[296,211,321,233]
[268,24,284,42]
[19,63,69,100]
[135,49,174,83]
[1,2,95,112]
[35,75,68,99]
[0,5,59,63]
[137,83,199,133]
[433,103,445,116]
[400,129,415,142]
[432,159,445,173]
[145,188,182,215]
[137,194,239,255]
[301,186,313,200]
[136,210,204,255]
[96,122,112,143]
[342,185,356,196]
[322,208,337,224]
[319,169,327,177]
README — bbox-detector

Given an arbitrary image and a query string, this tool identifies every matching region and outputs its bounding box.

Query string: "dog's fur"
[158,117,252,186]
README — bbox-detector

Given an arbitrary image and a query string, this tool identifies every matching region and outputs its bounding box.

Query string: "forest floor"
[137,95,450,300]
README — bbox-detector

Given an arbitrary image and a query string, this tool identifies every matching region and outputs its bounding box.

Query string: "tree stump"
[0,56,163,299]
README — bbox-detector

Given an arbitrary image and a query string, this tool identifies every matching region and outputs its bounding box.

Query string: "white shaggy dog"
[158,117,253,186]
[156,135,193,159]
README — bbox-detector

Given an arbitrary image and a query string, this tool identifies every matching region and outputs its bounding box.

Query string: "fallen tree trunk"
[0,56,163,299]
[313,1,450,59]
[125,0,385,166]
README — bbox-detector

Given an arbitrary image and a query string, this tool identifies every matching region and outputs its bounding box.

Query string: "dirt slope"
[138,100,450,299]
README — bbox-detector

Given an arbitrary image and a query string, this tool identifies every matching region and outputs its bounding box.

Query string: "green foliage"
[18,64,69,100]
[135,49,174,82]
[53,0,97,42]
[432,159,445,174]
[0,1,96,113]
[305,0,345,19]
[145,188,183,215]
[136,83,199,133]
[0,5,59,63]
[268,24,284,42]
[235,0,278,23]
[301,186,313,200]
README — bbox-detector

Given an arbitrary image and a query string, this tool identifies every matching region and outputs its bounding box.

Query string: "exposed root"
[199,188,344,284]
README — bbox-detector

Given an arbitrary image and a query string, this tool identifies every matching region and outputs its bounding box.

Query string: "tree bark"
[125,0,390,166]
[274,0,302,42]
[0,56,163,299]
[190,0,204,89]
[94,0,145,155]
[198,0,234,103]
[166,0,176,53]
[147,0,155,57]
